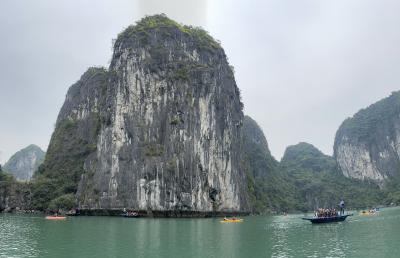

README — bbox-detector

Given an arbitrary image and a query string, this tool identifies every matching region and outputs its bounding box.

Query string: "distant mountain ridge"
[4,144,45,181]
[242,117,383,212]
[281,142,336,173]
[242,116,292,213]
[280,142,383,210]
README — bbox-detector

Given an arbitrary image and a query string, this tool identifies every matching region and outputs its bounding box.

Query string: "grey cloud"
[1,0,399,163]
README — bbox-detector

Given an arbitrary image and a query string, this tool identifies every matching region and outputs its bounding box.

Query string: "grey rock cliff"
[39,15,249,212]
[4,144,45,181]
[334,91,400,184]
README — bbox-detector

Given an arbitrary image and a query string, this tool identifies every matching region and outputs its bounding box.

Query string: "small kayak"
[220,219,243,223]
[45,216,67,220]
[360,211,377,216]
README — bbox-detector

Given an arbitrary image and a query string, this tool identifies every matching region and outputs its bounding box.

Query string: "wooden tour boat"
[302,214,352,224]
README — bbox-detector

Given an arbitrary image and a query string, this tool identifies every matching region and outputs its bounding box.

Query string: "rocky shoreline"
[77,209,250,218]
[0,208,250,218]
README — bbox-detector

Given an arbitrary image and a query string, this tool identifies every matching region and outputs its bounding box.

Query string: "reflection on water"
[0,215,40,258]
[269,209,400,258]
[1,208,400,258]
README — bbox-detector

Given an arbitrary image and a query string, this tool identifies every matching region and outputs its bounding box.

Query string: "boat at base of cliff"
[66,209,81,216]
[302,214,352,224]
[121,212,141,218]
[76,208,250,218]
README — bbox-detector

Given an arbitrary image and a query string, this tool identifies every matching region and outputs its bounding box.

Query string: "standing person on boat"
[339,200,345,215]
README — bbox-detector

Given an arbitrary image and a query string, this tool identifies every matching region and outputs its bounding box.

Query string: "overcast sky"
[1,0,400,164]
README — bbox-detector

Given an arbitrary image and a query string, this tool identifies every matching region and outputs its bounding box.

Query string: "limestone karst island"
[2,4,400,258]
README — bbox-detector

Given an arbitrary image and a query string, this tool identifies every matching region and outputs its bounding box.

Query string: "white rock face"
[47,16,249,213]
[335,108,400,185]
[336,141,386,182]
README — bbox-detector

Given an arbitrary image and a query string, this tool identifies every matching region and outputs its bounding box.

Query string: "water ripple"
[0,215,40,258]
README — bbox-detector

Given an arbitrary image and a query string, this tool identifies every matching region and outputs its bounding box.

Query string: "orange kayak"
[45,216,67,220]
[220,219,243,223]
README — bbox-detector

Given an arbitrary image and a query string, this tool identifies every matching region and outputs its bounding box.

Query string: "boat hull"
[122,215,140,218]
[302,215,352,224]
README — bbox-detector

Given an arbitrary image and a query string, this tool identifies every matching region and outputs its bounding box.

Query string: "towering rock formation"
[4,144,45,181]
[38,15,248,213]
[334,91,400,184]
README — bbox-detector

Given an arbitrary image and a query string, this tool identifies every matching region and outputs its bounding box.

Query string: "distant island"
[3,144,45,181]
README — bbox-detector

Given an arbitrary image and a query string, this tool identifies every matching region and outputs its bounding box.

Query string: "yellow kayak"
[360,211,377,216]
[220,219,243,223]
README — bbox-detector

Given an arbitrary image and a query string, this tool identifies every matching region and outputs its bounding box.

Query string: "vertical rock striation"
[38,15,249,213]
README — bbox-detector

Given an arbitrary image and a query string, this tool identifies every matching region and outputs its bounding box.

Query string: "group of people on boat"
[122,208,139,217]
[314,200,345,218]
[125,211,139,217]
[315,208,339,218]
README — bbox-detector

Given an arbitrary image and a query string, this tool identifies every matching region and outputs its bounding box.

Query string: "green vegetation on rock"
[334,90,400,183]
[0,166,31,211]
[336,91,400,144]
[116,14,221,51]
[30,67,108,210]
[242,116,295,213]
[243,116,389,214]
[48,194,75,211]
[280,143,385,211]
[144,144,165,157]
[0,169,15,209]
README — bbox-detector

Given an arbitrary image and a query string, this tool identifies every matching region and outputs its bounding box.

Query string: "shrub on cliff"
[48,194,75,211]
[29,177,59,210]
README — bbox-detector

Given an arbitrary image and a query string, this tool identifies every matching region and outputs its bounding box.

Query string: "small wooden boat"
[45,216,67,220]
[302,214,352,224]
[121,212,140,218]
[66,211,80,216]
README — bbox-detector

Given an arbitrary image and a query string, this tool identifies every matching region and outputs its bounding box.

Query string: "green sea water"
[1,207,400,258]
